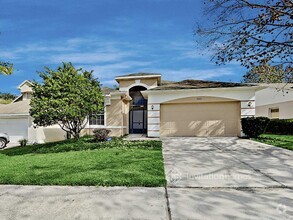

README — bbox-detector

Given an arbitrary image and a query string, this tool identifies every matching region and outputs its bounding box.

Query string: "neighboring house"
[0,81,67,143]
[255,84,293,119]
[0,74,262,143]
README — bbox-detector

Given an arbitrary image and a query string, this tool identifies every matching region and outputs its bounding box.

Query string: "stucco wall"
[28,125,66,143]
[255,87,293,106]
[255,87,293,119]
[256,101,293,119]
[105,98,129,136]
[106,99,122,127]
[119,78,158,88]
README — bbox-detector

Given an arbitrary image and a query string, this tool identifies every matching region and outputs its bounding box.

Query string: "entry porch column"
[147,103,160,137]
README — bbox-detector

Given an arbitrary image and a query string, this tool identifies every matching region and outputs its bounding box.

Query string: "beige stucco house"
[255,84,293,119]
[0,74,263,143]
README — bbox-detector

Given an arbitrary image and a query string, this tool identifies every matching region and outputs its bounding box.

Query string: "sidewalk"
[0,185,168,220]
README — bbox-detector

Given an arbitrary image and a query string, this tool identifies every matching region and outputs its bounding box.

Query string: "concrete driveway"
[163,137,293,220]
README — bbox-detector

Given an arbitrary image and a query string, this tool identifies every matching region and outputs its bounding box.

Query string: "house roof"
[101,87,118,95]
[256,83,293,91]
[0,100,30,115]
[17,80,33,89]
[149,80,254,90]
[116,73,161,78]
[115,73,162,82]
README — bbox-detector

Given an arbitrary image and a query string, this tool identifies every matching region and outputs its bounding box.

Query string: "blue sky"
[0,0,247,94]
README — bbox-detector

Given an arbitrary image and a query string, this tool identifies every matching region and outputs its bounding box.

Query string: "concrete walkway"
[163,137,293,220]
[0,138,292,220]
[0,186,168,220]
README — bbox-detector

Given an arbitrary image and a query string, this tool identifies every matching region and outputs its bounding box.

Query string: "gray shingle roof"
[0,100,30,114]
[150,80,254,90]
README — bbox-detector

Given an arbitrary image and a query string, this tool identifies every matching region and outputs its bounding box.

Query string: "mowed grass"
[254,134,293,151]
[0,137,166,186]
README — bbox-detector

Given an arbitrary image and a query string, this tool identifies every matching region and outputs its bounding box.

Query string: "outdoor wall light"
[151,105,154,110]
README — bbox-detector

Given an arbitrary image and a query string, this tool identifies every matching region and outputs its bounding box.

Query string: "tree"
[196,0,293,69]
[0,92,16,104]
[0,92,16,100]
[30,62,104,139]
[0,62,13,75]
[243,64,293,83]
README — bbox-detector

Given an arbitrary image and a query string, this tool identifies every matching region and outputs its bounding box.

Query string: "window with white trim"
[269,108,279,119]
[89,111,105,125]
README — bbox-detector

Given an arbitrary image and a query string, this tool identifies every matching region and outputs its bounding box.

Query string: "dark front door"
[130,107,147,134]
[129,86,148,134]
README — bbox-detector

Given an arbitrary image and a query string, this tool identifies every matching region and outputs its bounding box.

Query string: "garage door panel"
[160,102,240,137]
[0,118,28,143]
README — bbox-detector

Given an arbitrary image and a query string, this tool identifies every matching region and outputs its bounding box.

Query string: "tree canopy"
[0,62,13,75]
[0,92,16,104]
[243,64,293,83]
[196,0,293,69]
[30,62,104,139]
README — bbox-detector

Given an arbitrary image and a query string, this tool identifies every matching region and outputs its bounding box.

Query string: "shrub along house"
[0,74,263,143]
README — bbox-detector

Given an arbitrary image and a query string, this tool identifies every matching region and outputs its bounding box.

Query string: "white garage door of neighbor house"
[160,102,241,137]
[0,118,29,143]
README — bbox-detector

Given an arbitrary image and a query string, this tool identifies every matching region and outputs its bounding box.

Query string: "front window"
[89,111,105,125]
[269,108,279,119]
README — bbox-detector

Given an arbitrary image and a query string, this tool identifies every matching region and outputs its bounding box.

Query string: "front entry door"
[130,108,147,134]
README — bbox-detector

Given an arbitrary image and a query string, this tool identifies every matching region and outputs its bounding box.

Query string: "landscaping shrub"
[266,119,293,135]
[93,128,111,142]
[18,139,28,147]
[241,117,270,138]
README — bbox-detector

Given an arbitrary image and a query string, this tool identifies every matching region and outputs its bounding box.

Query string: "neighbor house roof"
[0,100,30,115]
[150,80,254,90]
[17,80,33,89]
[256,83,293,91]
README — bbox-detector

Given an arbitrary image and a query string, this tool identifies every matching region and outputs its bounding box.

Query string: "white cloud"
[0,36,241,88]
[49,51,134,64]
[81,61,153,79]
[139,67,235,82]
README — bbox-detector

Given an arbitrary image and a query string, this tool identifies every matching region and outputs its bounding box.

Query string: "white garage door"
[161,102,240,137]
[0,118,29,143]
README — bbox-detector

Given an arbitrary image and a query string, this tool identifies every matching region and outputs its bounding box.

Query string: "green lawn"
[254,134,293,151]
[0,137,166,186]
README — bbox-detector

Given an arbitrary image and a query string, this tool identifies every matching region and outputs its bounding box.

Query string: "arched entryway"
[129,86,147,134]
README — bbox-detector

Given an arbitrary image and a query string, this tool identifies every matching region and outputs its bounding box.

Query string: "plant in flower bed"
[93,128,111,142]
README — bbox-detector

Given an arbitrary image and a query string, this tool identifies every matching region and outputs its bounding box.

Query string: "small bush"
[19,139,28,147]
[93,128,111,142]
[266,119,293,135]
[241,117,270,138]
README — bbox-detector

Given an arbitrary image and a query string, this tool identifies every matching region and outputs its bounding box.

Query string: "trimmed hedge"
[266,119,293,135]
[241,117,270,138]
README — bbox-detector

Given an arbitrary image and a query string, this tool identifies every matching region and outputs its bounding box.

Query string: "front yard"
[0,137,166,186]
[254,134,293,151]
